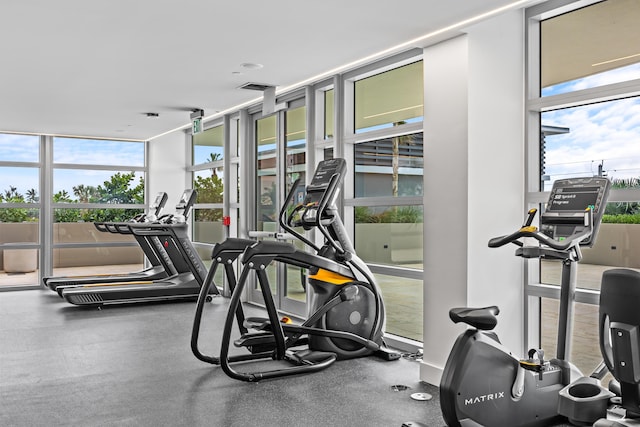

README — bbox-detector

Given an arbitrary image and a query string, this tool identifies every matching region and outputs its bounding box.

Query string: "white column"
[420,10,526,385]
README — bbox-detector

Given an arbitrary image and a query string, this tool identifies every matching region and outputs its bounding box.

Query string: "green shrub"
[355,206,423,224]
[602,214,640,224]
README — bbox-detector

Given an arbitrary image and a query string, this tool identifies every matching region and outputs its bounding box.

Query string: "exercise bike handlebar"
[488,208,594,252]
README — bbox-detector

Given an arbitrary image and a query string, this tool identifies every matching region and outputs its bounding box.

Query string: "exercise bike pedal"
[519,348,548,379]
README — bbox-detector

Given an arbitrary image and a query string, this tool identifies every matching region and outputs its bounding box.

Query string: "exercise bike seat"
[449,306,500,330]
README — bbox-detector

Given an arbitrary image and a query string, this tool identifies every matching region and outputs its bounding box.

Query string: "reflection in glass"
[541,97,640,191]
[0,133,39,162]
[256,115,278,296]
[53,137,144,166]
[541,1,640,97]
[285,264,306,303]
[193,125,224,164]
[324,89,334,139]
[354,205,423,268]
[324,148,334,160]
[354,133,424,197]
[372,272,423,342]
[193,208,224,244]
[355,61,423,133]
[257,115,277,231]
[285,106,306,203]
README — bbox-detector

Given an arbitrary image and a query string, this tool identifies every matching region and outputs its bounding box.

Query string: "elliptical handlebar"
[488,208,594,252]
[313,172,347,256]
[278,178,320,252]
[278,170,347,256]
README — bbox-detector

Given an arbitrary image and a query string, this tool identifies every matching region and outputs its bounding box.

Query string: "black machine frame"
[439,176,611,427]
[191,158,398,382]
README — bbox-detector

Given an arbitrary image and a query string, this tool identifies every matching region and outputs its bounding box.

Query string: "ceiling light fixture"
[148,0,538,141]
[592,52,640,67]
[240,63,263,70]
[145,112,159,118]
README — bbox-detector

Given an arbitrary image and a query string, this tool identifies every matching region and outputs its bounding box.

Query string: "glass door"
[249,101,307,317]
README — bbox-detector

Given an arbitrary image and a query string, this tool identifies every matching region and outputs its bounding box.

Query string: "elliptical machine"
[206,158,398,381]
[439,176,611,427]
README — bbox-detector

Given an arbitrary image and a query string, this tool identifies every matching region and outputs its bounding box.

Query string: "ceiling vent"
[238,82,275,91]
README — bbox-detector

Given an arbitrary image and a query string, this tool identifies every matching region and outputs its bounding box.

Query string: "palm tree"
[207,152,222,178]
[73,184,98,203]
[26,189,38,203]
[391,122,416,197]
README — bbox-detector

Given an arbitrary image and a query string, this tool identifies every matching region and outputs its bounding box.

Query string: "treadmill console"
[151,192,168,210]
[540,176,611,247]
[176,189,197,218]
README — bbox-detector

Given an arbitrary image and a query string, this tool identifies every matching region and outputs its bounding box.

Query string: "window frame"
[525,0,640,351]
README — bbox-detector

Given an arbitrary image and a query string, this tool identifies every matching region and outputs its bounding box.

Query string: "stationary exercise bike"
[207,158,398,382]
[439,176,611,427]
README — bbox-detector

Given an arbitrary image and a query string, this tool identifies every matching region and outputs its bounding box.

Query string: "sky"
[541,62,640,190]
[0,135,144,200]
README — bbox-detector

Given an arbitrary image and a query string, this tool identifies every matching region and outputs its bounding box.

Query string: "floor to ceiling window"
[248,97,308,317]
[0,133,41,288]
[343,55,424,342]
[51,137,146,279]
[527,0,640,375]
[189,122,228,290]
[0,134,147,289]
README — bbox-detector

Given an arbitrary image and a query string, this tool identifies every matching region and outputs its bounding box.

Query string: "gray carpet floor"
[1,289,443,426]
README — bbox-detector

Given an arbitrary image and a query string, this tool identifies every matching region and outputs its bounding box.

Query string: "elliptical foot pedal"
[375,347,401,361]
[234,331,277,353]
[287,349,337,365]
[243,316,270,330]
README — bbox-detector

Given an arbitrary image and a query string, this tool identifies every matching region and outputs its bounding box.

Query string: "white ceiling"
[0,0,538,141]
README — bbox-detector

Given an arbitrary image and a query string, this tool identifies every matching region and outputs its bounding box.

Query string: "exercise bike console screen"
[541,176,610,247]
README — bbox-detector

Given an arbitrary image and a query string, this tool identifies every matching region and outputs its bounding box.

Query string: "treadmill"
[60,189,219,307]
[43,192,171,293]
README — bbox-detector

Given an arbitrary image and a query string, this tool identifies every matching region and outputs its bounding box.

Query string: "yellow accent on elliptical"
[520,225,538,233]
[308,269,353,285]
